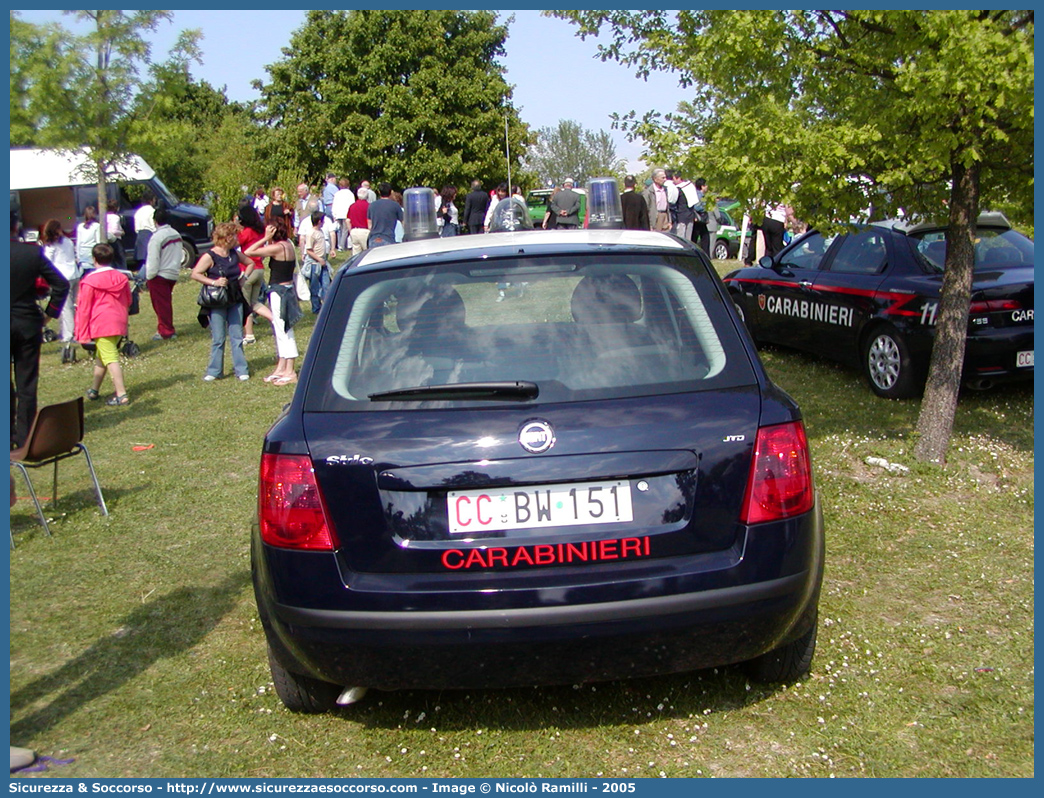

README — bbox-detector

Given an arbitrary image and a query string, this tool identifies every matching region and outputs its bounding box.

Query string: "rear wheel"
[744,611,817,682]
[863,325,919,399]
[713,239,731,261]
[267,644,341,714]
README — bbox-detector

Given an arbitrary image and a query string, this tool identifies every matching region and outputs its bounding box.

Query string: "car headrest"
[924,240,947,264]
[570,274,642,324]
[396,285,466,336]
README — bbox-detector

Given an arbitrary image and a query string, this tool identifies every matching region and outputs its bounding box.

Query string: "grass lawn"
[9,255,1034,778]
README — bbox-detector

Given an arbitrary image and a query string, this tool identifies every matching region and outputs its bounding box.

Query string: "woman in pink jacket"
[74,243,132,406]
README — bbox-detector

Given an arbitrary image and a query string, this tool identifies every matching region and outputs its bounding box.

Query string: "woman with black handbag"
[191,222,253,382]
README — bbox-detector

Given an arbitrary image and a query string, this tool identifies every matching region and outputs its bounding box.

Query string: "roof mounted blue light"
[488,197,533,233]
[402,187,439,241]
[585,177,624,229]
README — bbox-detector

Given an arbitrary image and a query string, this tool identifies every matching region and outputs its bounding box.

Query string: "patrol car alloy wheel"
[713,239,731,261]
[864,324,917,399]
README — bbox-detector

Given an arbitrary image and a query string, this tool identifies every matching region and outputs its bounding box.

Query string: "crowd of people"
[8,172,403,436]
[624,168,723,256]
[10,167,792,448]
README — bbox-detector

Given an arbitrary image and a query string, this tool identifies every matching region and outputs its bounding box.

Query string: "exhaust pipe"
[966,378,995,391]
[336,686,368,705]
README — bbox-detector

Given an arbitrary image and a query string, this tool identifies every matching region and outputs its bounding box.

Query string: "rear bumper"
[276,572,806,632]
[274,582,814,690]
[253,508,824,690]
[964,327,1033,383]
[898,324,1033,386]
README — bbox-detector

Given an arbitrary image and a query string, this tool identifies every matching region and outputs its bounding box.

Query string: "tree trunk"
[95,162,108,227]
[913,158,979,463]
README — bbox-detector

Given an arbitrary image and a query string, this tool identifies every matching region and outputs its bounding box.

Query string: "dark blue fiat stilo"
[252,187,824,712]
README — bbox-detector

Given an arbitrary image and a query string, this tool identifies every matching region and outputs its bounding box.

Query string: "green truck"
[526,188,587,227]
[711,200,752,261]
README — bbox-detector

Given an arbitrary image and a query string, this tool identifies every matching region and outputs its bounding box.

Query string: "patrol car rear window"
[912,229,1034,271]
[307,253,753,409]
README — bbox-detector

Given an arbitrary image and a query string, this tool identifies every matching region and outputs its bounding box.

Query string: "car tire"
[744,611,817,683]
[713,239,730,261]
[180,240,197,270]
[267,644,341,714]
[863,325,919,399]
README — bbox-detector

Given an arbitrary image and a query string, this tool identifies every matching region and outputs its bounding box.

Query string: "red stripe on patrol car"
[729,278,925,317]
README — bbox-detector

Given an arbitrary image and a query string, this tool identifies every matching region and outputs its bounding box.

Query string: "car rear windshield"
[911,228,1034,272]
[303,252,754,410]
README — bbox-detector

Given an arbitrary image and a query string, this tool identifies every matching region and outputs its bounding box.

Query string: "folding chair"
[9,397,108,548]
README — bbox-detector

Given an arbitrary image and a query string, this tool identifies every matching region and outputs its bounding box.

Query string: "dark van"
[10,147,213,268]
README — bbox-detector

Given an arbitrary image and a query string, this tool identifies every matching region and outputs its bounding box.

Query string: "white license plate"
[1017,350,1034,368]
[448,479,633,534]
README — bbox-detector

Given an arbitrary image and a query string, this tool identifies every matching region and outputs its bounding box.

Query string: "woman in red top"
[237,204,273,343]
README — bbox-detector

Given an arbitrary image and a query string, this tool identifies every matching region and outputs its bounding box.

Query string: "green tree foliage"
[127,42,238,206]
[197,112,270,224]
[10,14,59,147]
[525,119,627,187]
[253,10,529,190]
[10,10,201,222]
[557,10,1033,463]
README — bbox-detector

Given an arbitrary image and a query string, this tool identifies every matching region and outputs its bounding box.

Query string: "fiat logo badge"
[518,420,555,454]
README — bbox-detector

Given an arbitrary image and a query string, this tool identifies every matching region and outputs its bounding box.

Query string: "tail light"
[970,299,1021,313]
[258,453,336,550]
[740,421,814,524]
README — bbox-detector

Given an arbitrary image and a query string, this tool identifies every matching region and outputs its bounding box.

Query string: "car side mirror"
[765,256,795,277]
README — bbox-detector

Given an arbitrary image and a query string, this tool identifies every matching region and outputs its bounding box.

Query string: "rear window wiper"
[369,381,539,402]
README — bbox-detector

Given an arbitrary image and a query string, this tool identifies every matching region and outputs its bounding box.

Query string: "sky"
[13,9,691,174]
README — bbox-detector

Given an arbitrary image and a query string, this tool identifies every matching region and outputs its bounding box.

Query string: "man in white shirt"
[133,192,157,279]
[331,178,356,254]
[669,170,700,241]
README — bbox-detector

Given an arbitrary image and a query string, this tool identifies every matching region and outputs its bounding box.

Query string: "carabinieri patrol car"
[723,212,1034,398]
[251,181,824,712]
